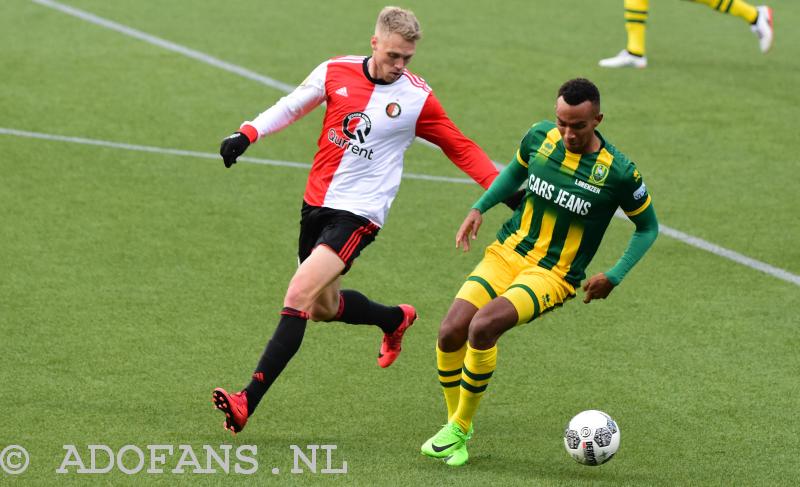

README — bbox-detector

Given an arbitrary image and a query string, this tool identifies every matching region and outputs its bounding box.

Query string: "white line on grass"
[0,127,473,184]
[3,127,798,287]
[31,0,295,93]
[29,0,453,153]
[21,1,800,286]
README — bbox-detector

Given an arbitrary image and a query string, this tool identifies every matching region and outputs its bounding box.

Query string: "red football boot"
[212,388,249,433]
[377,304,417,368]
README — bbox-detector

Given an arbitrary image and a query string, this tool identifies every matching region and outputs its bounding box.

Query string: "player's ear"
[594,112,604,126]
[370,35,378,51]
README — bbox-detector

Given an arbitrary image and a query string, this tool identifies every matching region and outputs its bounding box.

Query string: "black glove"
[219,132,251,168]
[502,189,525,211]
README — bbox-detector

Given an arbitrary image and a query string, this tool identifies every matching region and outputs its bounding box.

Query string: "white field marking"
[0,127,471,183]
[3,127,799,287]
[28,0,499,165]
[31,0,295,93]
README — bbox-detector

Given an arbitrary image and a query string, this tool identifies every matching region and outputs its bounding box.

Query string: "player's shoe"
[750,6,773,53]
[212,388,249,433]
[598,49,647,69]
[444,443,469,467]
[377,304,417,368]
[421,422,473,459]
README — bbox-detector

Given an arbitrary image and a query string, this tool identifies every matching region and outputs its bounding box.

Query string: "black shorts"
[298,202,380,274]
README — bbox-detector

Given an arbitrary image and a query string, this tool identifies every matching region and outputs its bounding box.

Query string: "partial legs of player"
[599,0,773,69]
[213,242,416,433]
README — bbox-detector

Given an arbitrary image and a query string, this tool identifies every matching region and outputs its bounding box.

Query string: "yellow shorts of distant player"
[455,240,576,325]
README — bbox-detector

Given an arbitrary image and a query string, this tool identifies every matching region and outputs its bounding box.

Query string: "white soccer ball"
[563,409,620,466]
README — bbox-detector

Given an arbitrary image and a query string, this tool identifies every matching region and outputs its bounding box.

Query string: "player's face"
[370,32,416,83]
[555,97,603,154]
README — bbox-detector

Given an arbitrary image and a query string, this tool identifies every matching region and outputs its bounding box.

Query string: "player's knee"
[283,283,312,311]
[438,316,468,351]
[468,315,504,349]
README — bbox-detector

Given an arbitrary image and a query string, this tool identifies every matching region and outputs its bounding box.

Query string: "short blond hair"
[375,6,422,41]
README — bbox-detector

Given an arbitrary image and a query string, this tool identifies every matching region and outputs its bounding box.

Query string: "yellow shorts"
[455,240,576,325]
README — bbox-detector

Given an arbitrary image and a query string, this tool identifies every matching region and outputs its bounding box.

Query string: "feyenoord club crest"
[385,102,401,118]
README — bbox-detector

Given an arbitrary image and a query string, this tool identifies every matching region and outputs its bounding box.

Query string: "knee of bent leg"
[438,316,468,350]
[283,281,312,311]
[468,314,503,348]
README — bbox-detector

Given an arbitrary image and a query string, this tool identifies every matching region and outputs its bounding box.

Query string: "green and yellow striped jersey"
[497,120,652,286]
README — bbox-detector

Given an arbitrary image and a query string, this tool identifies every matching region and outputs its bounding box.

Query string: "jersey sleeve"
[617,162,652,217]
[240,61,328,142]
[415,93,498,189]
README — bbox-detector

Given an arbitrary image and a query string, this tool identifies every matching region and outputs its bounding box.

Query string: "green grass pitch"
[1,0,798,485]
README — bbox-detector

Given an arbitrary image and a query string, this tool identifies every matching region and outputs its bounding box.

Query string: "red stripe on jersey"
[303,60,376,206]
[402,71,431,92]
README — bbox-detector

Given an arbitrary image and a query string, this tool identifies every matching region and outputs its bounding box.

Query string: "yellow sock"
[693,0,758,23]
[625,0,649,57]
[451,344,497,433]
[437,343,467,421]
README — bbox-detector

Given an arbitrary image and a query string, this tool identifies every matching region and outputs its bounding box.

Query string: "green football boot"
[443,443,469,467]
[421,422,473,458]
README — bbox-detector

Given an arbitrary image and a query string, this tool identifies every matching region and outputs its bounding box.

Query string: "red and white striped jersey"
[239,55,498,227]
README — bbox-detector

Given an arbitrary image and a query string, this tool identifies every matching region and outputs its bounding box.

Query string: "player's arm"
[583,201,659,303]
[472,158,528,214]
[455,157,528,251]
[415,93,500,187]
[415,93,524,209]
[219,62,328,168]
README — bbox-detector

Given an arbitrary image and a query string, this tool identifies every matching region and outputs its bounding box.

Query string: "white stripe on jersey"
[308,57,433,227]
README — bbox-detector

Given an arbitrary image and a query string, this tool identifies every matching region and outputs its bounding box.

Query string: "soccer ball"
[563,410,620,466]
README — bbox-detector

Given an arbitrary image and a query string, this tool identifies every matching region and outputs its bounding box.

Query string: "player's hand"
[456,209,482,252]
[502,189,525,211]
[582,273,615,303]
[219,132,251,168]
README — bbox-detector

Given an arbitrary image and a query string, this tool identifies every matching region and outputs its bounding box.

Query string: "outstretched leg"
[213,245,344,433]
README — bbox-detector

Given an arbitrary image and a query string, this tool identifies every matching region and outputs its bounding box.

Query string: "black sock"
[334,289,404,334]
[245,307,307,415]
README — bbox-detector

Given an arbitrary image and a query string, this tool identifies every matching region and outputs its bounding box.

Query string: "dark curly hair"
[557,78,600,108]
